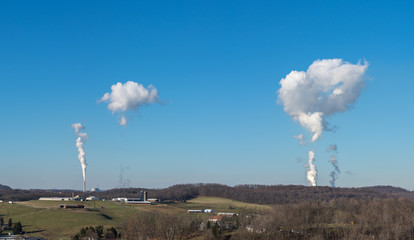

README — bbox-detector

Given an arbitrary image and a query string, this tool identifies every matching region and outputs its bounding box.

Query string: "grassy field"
[171,196,272,213]
[0,200,138,239]
[0,197,270,239]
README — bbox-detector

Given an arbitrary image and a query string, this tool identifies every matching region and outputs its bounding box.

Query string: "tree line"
[0,184,412,205]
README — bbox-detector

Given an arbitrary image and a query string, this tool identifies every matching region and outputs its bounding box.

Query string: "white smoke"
[278,59,368,142]
[99,81,159,126]
[306,150,317,186]
[71,123,88,192]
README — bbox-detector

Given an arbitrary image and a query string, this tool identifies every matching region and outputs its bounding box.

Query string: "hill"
[2,184,413,204]
[94,184,401,204]
[0,184,11,191]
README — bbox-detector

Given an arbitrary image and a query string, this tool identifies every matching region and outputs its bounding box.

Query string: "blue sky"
[1,1,413,190]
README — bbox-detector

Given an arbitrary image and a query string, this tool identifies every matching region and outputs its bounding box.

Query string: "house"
[208,215,223,222]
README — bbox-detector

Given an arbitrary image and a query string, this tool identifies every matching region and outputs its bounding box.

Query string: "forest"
[116,197,414,240]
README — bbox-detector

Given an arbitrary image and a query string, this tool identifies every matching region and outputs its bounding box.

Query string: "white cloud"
[278,59,368,142]
[99,81,159,126]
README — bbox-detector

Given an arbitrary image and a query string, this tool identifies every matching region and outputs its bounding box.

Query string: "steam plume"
[278,59,368,186]
[71,123,88,192]
[306,150,317,186]
[99,81,159,126]
[278,59,368,142]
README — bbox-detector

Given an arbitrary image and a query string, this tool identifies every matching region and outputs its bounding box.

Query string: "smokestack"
[71,123,88,192]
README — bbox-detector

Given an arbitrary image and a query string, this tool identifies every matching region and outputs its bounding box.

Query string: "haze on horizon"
[0,1,413,191]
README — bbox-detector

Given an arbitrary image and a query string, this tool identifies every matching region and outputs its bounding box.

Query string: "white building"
[217,212,237,217]
[188,210,203,213]
[86,196,100,201]
[39,197,72,201]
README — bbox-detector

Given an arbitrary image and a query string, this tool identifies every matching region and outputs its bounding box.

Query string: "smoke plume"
[306,150,317,186]
[278,59,368,142]
[327,144,340,187]
[119,165,131,188]
[326,144,338,153]
[99,81,159,126]
[71,123,88,192]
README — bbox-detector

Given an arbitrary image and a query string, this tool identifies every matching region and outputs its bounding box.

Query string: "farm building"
[125,198,151,205]
[204,209,214,213]
[188,210,203,213]
[39,197,72,201]
[86,196,100,201]
[112,197,127,202]
[217,212,237,217]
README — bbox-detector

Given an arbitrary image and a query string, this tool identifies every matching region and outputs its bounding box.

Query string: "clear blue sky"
[1,1,413,190]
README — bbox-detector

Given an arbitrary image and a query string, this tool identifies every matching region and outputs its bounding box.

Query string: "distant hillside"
[0,184,11,190]
[2,184,414,203]
[363,185,414,200]
[363,185,409,194]
[95,184,398,205]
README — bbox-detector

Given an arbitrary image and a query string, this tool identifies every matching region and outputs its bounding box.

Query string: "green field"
[0,197,269,239]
